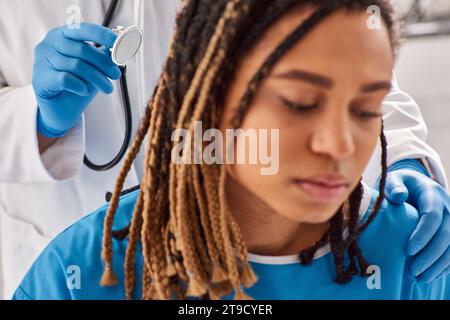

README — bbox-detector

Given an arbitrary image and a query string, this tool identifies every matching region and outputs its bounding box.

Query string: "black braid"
[298,127,388,284]
[346,125,388,244]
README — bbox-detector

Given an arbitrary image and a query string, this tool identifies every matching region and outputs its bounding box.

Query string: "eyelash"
[352,110,382,120]
[280,97,382,120]
[280,97,318,113]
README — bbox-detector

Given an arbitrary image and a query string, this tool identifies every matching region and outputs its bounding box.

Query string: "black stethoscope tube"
[84,0,133,172]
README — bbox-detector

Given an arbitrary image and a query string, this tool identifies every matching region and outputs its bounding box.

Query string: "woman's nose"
[310,115,355,160]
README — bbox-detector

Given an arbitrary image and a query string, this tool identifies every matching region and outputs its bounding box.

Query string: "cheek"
[233,97,311,177]
[353,123,381,170]
[228,100,285,178]
[225,100,289,203]
[227,101,320,223]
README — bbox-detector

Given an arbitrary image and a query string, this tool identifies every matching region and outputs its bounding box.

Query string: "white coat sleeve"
[0,71,86,183]
[363,73,448,190]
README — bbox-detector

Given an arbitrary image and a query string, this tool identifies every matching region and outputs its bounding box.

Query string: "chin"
[305,213,336,224]
[295,203,341,224]
[284,203,341,224]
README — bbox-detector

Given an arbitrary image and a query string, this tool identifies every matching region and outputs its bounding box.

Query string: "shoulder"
[361,186,449,299]
[358,184,419,267]
[13,191,140,300]
[44,189,140,257]
[55,190,140,246]
[363,185,419,240]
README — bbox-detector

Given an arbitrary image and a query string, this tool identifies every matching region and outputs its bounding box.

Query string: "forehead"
[239,6,394,86]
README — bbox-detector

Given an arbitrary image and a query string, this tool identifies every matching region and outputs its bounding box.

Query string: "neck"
[226,174,328,257]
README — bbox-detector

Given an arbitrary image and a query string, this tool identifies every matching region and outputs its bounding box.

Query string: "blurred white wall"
[392,0,450,19]
[395,36,450,183]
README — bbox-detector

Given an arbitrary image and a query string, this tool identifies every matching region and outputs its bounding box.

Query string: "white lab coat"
[0,0,181,299]
[0,0,447,300]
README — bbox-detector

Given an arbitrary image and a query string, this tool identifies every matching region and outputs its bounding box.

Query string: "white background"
[393,0,450,182]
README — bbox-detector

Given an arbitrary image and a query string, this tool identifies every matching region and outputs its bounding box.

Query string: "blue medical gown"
[12,189,449,300]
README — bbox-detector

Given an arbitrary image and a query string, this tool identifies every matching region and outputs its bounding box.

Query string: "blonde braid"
[192,165,227,283]
[218,165,252,300]
[141,109,170,299]
[201,164,227,274]
[175,0,241,130]
[187,167,212,279]
[141,263,155,300]
[100,77,162,287]
[227,213,258,288]
[124,191,144,300]
[168,0,241,260]
[175,163,209,297]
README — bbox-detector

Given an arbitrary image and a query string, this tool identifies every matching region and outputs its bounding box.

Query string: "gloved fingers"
[410,213,450,277]
[436,265,450,280]
[416,246,450,283]
[439,187,450,209]
[407,204,444,256]
[33,53,89,98]
[44,47,114,94]
[406,176,450,210]
[39,71,90,97]
[46,29,121,80]
[384,172,409,205]
[61,22,117,49]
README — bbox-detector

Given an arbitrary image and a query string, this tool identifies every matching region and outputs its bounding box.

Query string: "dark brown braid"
[100,0,400,299]
[299,125,388,284]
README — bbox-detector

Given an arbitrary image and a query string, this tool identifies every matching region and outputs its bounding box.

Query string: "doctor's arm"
[0,23,120,184]
[382,74,447,188]
[0,69,87,184]
[38,131,59,154]
[369,74,450,282]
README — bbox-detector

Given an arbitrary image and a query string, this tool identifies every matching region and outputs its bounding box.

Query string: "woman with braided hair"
[13,0,449,300]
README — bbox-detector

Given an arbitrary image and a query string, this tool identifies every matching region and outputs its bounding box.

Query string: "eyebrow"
[272,69,392,93]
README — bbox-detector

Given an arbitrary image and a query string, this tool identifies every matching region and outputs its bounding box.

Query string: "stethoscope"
[84,0,143,171]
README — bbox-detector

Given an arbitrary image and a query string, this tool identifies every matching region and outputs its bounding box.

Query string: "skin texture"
[220,7,394,256]
[38,132,58,154]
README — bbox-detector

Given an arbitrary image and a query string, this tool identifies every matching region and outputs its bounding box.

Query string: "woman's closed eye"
[351,106,383,120]
[279,95,383,121]
[279,96,319,113]
[350,96,385,120]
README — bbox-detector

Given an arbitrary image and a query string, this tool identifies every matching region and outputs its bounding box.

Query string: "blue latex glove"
[33,23,121,138]
[384,159,450,283]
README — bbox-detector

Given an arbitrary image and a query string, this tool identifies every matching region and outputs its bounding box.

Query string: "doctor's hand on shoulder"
[33,23,121,142]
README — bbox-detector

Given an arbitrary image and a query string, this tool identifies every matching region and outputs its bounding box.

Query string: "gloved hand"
[33,23,122,138]
[384,159,450,283]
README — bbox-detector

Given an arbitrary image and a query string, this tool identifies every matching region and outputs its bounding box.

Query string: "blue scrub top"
[12,187,449,300]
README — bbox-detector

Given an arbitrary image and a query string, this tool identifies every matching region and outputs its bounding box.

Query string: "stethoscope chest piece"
[111,25,143,66]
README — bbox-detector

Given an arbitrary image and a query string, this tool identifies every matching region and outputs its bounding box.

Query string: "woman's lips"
[293,178,349,203]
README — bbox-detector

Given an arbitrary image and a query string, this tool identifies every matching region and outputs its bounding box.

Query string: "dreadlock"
[100,0,400,300]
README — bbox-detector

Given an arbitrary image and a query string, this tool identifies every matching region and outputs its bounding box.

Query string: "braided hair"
[100,0,400,300]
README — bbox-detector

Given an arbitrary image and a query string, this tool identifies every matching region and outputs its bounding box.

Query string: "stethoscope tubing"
[83,0,134,172]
